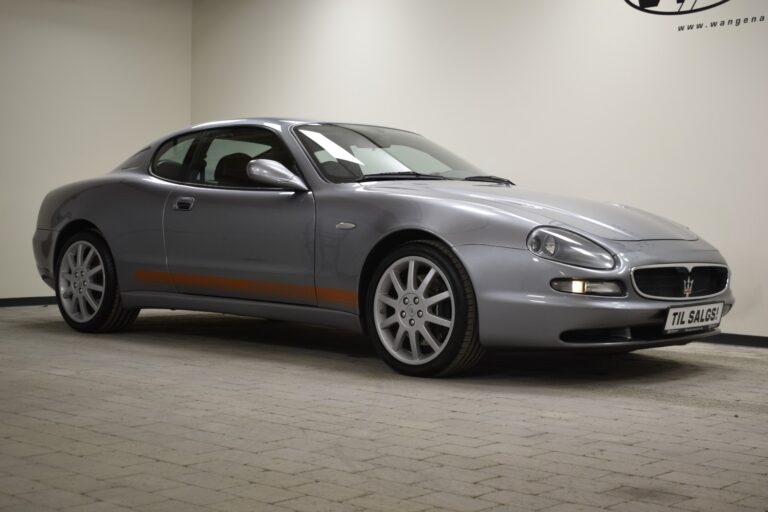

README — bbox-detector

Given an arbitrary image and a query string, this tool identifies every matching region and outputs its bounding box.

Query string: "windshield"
[295,123,484,183]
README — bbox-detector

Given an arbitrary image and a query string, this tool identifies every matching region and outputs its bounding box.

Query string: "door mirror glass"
[246,159,308,191]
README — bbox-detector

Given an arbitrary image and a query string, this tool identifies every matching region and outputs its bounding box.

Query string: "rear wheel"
[55,231,139,333]
[366,241,484,377]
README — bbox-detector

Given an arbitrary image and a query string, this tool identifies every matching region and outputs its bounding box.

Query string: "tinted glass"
[296,123,482,183]
[196,128,295,188]
[152,134,196,181]
[202,138,270,184]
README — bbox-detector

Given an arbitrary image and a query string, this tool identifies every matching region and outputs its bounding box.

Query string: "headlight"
[527,227,615,270]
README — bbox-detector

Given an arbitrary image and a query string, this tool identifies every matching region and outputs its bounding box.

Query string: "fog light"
[551,279,624,297]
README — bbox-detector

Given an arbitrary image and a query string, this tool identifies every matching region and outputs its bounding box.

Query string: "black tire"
[55,231,139,333]
[365,240,485,377]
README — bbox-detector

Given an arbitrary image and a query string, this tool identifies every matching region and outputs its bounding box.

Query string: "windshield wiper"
[356,172,449,182]
[464,175,515,186]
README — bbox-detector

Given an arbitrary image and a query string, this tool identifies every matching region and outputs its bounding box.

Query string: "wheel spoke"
[60,272,73,282]
[380,314,398,328]
[85,265,103,278]
[76,243,84,266]
[417,268,435,294]
[86,282,104,292]
[424,291,450,306]
[419,326,441,353]
[388,269,405,297]
[83,246,95,268]
[406,260,416,291]
[409,331,421,360]
[66,251,76,271]
[392,326,406,350]
[377,294,398,308]
[62,296,75,310]
[425,313,452,328]
[84,290,99,311]
[77,295,87,318]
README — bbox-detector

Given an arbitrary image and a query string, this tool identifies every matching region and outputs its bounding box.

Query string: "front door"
[161,126,316,305]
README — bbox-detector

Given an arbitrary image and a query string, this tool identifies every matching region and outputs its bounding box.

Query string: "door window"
[197,128,297,188]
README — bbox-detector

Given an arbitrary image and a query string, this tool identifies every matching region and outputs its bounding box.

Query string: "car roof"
[153,118,418,147]
[186,117,415,133]
[151,118,314,146]
[189,117,317,130]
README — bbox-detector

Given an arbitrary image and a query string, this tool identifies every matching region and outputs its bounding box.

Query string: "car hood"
[362,181,698,241]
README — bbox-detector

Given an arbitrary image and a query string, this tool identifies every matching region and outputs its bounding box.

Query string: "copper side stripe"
[315,287,358,308]
[134,271,357,308]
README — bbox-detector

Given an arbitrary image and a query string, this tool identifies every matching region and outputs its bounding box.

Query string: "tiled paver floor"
[0,306,766,511]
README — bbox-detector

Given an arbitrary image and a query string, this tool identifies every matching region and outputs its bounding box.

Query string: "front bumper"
[455,242,735,350]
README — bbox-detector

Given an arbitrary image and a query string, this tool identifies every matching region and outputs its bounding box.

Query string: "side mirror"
[246,159,308,192]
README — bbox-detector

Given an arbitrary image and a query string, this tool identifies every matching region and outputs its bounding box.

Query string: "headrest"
[214,153,252,184]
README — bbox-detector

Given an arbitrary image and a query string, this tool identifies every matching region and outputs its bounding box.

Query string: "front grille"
[632,264,728,300]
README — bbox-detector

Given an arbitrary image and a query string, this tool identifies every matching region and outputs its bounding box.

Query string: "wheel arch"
[357,229,456,332]
[53,219,104,268]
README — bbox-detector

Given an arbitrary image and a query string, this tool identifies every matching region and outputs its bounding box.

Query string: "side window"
[203,139,270,183]
[152,135,196,181]
[197,128,296,188]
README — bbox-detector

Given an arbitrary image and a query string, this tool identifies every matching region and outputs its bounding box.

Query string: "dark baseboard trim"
[0,298,765,347]
[0,296,56,307]
[704,333,768,348]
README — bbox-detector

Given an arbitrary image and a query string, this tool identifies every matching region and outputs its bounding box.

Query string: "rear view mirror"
[246,159,308,191]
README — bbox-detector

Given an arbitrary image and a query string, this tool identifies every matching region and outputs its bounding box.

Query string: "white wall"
[1,0,764,336]
[0,0,192,297]
[191,0,767,336]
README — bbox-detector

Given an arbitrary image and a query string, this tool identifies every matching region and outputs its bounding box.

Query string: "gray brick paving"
[1,307,766,511]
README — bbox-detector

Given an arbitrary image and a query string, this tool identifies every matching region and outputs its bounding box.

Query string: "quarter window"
[152,135,196,181]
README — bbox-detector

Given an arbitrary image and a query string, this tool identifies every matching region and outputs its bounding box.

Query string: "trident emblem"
[682,276,694,297]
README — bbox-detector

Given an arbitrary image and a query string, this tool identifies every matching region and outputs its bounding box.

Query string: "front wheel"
[55,231,139,333]
[366,241,485,377]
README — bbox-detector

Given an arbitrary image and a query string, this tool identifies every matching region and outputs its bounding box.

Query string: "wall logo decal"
[625,0,731,15]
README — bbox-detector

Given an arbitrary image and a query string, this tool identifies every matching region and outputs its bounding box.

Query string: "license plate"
[664,302,723,334]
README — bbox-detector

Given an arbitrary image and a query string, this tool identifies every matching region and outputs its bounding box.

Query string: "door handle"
[173,196,195,211]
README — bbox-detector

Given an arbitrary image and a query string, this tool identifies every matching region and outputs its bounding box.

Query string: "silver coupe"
[33,118,735,376]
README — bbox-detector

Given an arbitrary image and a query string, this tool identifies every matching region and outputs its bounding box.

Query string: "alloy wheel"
[58,241,105,322]
[373,256,455,365]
